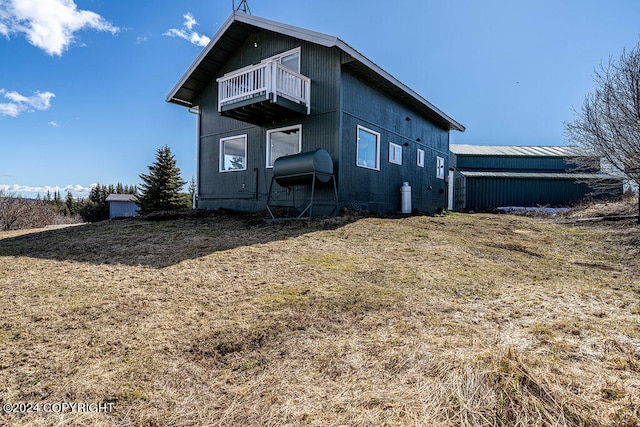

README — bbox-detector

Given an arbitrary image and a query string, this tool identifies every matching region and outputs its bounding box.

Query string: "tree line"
[0,184,137,231]
[1,145,194,231]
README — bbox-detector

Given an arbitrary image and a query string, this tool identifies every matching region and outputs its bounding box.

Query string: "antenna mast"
[232,0,252,14]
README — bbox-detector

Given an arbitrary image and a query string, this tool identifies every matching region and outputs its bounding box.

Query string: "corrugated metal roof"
[106,194,136,202]
[167,12,465,132]
[450,144,590,157]
[459,171,621,180]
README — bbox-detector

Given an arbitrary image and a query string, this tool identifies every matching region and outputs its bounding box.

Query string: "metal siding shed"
[106,194,138,219]
[449,145,624,210]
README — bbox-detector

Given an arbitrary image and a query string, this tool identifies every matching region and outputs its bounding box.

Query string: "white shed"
[106,194,138,219]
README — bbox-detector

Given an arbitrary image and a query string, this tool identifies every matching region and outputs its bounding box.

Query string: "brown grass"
[0,211,639,426]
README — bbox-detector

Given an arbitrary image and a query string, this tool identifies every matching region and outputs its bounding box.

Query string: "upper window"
[263,47,300,73]
[267,125,302,168]
[220,135,247,172]
[389,142,402,165]
[436,156,446,180]
[417,148,425,168]
[356,126,380,170]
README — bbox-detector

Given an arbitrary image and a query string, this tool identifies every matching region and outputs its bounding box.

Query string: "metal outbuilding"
[106,194,138,219]
[449,145,624,211]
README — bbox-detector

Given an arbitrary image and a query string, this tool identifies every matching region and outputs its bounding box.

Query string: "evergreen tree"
[188,176,196,207]
[136,145,189,214]
[66,191,75,215]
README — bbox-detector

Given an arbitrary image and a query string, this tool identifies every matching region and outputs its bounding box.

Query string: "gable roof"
[166,12,465,132]
[450,144,591,157]
[106,194,136,203]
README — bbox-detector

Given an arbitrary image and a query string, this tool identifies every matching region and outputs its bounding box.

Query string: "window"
[356,126,380,170]
[280,51,300,73]
[389,142,402,165]
[436,156,445,179]
[417,149,425,167]
[262,47,300,73]
[220,135,247,172]
[267,125,302,167]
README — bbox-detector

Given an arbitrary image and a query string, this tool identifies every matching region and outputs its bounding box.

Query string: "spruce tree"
[65,191,74,216]
[136,145,188,214]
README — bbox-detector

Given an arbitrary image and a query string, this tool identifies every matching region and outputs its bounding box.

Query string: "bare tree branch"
[565,43,640,220]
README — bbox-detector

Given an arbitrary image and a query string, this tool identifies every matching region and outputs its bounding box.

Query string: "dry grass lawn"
[0,206,639,426]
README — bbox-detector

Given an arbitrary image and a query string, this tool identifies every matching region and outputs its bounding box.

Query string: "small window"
[220,135,247,172]
[389,142,402,165]
[267,125,302,168]
[356,125,380,170]
[436,156,445,180]
[417,149,425,167]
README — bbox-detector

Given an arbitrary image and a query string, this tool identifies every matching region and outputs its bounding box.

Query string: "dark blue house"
[167,12,464,214]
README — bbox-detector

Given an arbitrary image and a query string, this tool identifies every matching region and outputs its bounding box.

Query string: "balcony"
[217,61,311,125]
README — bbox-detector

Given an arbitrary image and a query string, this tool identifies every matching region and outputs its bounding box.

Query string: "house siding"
[455,155,582,173]
[460,177,597,209]
[109,201,138,219]
[196,30,342,212]
[339,71,449,213]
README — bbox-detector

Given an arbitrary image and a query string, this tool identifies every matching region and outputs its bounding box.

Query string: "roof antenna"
[233,0,252,14]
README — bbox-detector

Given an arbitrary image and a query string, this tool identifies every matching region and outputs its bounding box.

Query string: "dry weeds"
[0,211,639,426]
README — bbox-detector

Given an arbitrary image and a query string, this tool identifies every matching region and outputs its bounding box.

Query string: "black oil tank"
[273,149,334,187]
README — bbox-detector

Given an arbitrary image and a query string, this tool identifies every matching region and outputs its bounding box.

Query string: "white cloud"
[0,88,55,117]
[4,90,29,103]
[163,12,210,47]
[0,183,93,196]
[0,102,21,117]
[183,13,197,31]
[48,120,59,127]
[0,0,119,56]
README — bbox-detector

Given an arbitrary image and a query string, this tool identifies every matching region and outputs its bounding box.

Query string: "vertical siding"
[197,30,342,212]
[456,155,579,172]
[339,71,449,213]
[109,202,138,219]
[464,178,597,209]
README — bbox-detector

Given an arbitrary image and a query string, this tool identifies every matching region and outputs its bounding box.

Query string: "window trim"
[417,148,425,168]
[356,125,381,171]
[266,124,302,168]
[219,134,248,173]
[436,156,446,180]
[261,47,301,73]
[389,142,402,165]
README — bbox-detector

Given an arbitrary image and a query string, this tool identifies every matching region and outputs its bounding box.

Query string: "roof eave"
[166,13,239,105]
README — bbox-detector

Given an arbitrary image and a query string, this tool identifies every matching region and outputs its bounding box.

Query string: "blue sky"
[1,0,639,198]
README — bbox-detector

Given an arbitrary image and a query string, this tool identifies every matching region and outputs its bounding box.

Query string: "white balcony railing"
[217,61,310,114]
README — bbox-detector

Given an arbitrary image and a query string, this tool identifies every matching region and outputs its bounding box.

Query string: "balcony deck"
[217,62,310,125]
